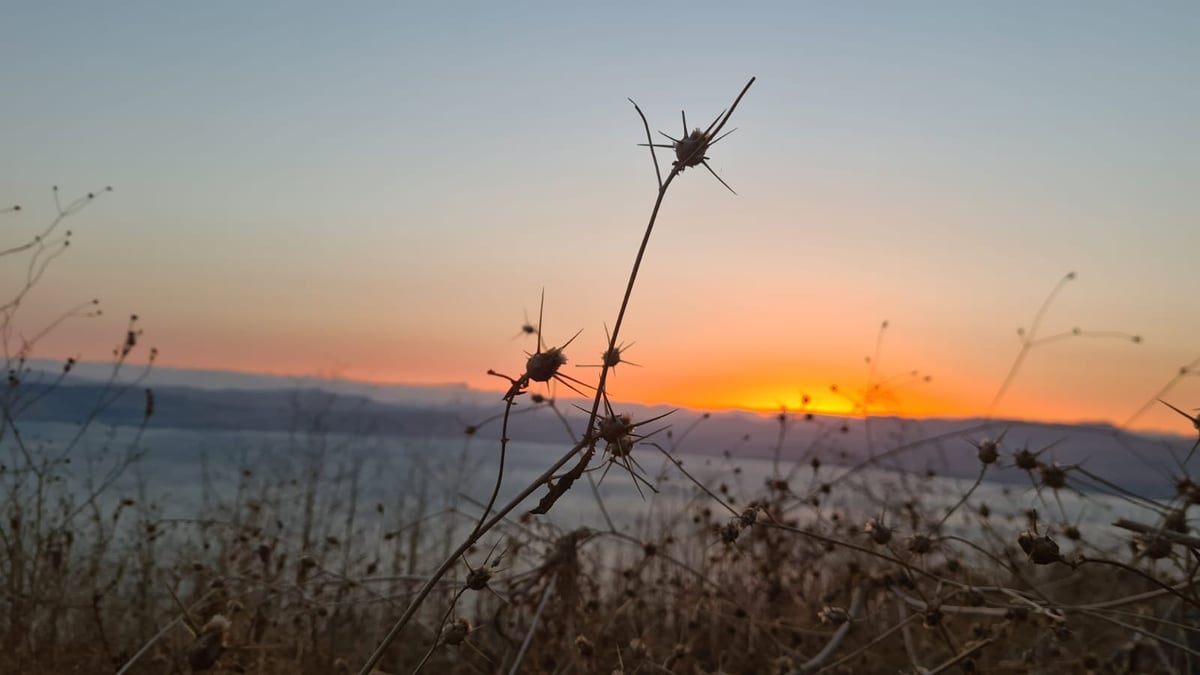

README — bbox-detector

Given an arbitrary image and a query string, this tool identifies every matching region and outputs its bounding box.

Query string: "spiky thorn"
[1159,399,1200,463]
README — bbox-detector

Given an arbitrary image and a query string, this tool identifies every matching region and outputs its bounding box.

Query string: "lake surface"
[7,421,1165,559]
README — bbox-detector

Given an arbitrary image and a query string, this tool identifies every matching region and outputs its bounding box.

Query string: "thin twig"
[507,581,554,675]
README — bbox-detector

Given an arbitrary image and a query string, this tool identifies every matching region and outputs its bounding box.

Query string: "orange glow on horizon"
[58,347,1193,438]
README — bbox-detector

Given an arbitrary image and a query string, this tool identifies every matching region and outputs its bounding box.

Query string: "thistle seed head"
[1040,463,1067,490]
[1014,448,1039,470]
[526,347,567,382]
[674,128,711,168]
[976,438,999,465]
[466,566,492,591]
[609,434,635,458]
[602,347,623,368]
[597,413,634,444]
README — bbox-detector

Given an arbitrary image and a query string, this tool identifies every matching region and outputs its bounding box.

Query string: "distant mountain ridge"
[13,359,1193,496]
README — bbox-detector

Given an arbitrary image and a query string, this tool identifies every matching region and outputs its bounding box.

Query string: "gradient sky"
[2,2,1197,433]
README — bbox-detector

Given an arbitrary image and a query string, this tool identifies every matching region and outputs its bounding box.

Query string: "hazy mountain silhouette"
[20,360,1192,496]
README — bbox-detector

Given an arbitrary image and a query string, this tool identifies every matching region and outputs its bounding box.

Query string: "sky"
[1,2,1197,433]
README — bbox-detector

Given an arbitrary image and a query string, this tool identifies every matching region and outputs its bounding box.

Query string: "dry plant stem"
[825,423,993,491]
[940,535,1023,578]
[466,397,515,540]
[653,443,739,518]
[587,471,617,533]
[813,611,921,674]
[893,595,925,674]
[935,464,987,530]
[356,437,587,675]
[358,79,754,675]
[799,587,863,672]
[1079,608,1200,660]
[1114,518,1200,548]
[543,398,618,531]
[115,616,185,675]
[988,272,1073,416]
[1125,356,1200,427]
[115,589,216,675]
[893,590,1008,618]
[1069,466,1168,511]
[1076,556,1200,609]
[506,580,553,675]
[926,638,994,675]
[763,516,949,584]
[410,587,466,675]
[1095,605,1200,634]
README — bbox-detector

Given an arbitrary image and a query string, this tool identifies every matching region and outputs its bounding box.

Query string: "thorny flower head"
[580,324,640,373]
[1039,462,1067,490]
[588,402,673,500]
[526,346,567,383]
[489,292,590,401]
[975,437,1000,465]
[636,77,755,194]
[591,404,672,460]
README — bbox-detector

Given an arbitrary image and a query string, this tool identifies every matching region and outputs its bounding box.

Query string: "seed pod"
[1018,530,1061,564]
[442,617,472,646]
